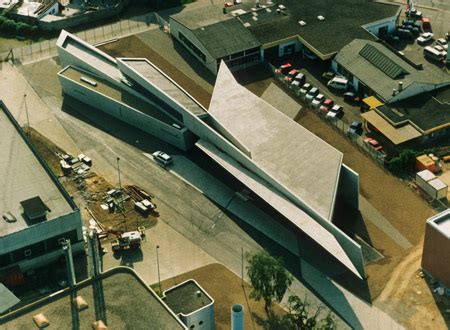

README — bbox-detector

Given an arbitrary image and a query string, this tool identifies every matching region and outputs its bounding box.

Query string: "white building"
[56,30,366,279]
[0,101,83,273]
[163,279,215,330]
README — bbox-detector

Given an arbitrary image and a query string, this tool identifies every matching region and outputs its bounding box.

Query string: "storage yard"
[25,127,158,238]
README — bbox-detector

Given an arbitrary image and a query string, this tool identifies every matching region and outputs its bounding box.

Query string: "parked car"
[364,138,383,152]
[299,83,312,99]
[394,28,414,40]
[2,212,17,223]
[406,8,422,19]
[401,25,420,36]
[343,92,362,104]
[152,151,173,167]
[434,45,447,56]
[274,63,292,75]
[327,76,350,90]
[436,38,448,50]
[224,2,233,7]
[446,31,450,41]
[283,69,300,82]
[292,72,306,85]
[385,35,400,44]
[319,98,334,113]
[417,32,434,45]
[305,87,319,103]
[321,71,335,81]
[311,94,325,108]
[347,121,363,136]
[326,105,344,119]
[421,17,431,32]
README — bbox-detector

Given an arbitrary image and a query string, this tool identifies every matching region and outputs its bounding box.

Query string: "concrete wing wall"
[58,73,196,151]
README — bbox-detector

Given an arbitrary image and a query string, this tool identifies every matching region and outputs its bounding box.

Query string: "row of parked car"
[275,64,387,150]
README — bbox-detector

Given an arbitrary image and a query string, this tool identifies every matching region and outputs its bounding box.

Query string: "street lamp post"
[156,245,161,294]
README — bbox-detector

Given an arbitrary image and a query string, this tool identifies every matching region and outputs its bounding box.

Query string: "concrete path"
[360,197,413,250]
[101,220,217,284]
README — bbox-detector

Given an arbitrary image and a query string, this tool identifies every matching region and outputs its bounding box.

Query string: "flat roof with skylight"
[0,103,73,237]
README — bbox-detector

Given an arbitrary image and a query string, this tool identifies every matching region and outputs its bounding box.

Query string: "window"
[178,32,206,62]
[190,325,195,329]
[24,249,32,257]
[58,238,67,245]
[199,321,204,325]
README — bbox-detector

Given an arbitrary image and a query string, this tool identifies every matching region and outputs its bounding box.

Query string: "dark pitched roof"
[192,18,261,59]
[245,0,400,58]
[377,87,450,132]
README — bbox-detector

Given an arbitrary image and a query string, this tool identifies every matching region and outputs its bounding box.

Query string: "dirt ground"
[26,127,157,236]
[97,36,212,109]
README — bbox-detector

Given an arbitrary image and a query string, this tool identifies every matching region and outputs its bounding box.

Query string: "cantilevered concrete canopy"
[208,62,343,222]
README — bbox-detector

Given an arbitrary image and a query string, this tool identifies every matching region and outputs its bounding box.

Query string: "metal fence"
[269,63,387,165]
[0,12,158,65]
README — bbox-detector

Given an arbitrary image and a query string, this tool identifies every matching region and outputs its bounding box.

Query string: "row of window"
[179,32,206,62]
[0,230,80,267]
[218,52,261,70]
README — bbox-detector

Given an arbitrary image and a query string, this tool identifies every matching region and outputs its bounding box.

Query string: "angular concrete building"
[56,31,364,279]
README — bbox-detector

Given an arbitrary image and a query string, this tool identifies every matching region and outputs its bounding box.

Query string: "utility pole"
[24,93,31,139]
[156,245,162,294]
[117,157,127,230]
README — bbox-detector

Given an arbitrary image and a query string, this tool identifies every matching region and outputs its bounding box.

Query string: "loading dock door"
[264,46,279,60]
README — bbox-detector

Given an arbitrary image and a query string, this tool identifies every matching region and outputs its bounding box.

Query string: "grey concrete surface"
[261,82,302,119]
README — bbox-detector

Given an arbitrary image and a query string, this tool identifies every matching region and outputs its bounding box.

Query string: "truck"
[108,230,142,252]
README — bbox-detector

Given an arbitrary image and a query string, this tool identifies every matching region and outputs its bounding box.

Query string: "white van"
[424,46,445,62]
[327,76,350,90]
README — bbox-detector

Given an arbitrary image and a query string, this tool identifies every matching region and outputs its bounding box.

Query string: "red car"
[283,69,300,82]
[364,138,383,152]
[275,63,292,75]
[319,98,334,113]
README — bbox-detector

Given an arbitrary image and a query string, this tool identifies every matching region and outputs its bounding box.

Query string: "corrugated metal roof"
[359,44,408,79]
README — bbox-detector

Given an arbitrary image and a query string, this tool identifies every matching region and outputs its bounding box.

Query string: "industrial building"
[360,86,450,146]
[163,279,215,330]
[421,209,450,291]
[0,101,83,273]
[0,267,188,329]
[56,30,365,279]
[169,0,400,74]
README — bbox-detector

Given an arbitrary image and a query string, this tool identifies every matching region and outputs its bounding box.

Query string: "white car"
[326,105,344,120]
[436,38,448,50]
[417,32,434,45]
[434,45,447,56]
[152,151,173,167]
[311,94,325,108]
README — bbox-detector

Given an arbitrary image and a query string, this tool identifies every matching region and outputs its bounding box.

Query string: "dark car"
[321,71,335,81]
[292,72,306,85]
[395,28,414,40]
[343,92,362,104]
[347,121,363,136]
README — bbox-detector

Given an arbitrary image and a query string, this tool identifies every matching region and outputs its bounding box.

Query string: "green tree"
[246,250,293,313]
[386,149,416,176]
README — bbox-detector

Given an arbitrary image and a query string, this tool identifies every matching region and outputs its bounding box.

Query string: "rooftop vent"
[317,15,325,21]
[298,20,306,26]
[278,4,286,10]
[20,196,50,223]
[196,290,202,298]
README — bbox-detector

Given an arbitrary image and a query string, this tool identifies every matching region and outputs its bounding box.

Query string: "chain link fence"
[0,12,158,64]
[268,63,387,165]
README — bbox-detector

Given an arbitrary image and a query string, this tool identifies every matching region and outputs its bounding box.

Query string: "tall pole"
[24,93,31,139]
[241,247,244,287]
[117,157,127,230]
[156,245,161,294]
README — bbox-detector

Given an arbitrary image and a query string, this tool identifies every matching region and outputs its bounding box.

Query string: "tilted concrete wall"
[337,164,360,210]
[59,75,196,151]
